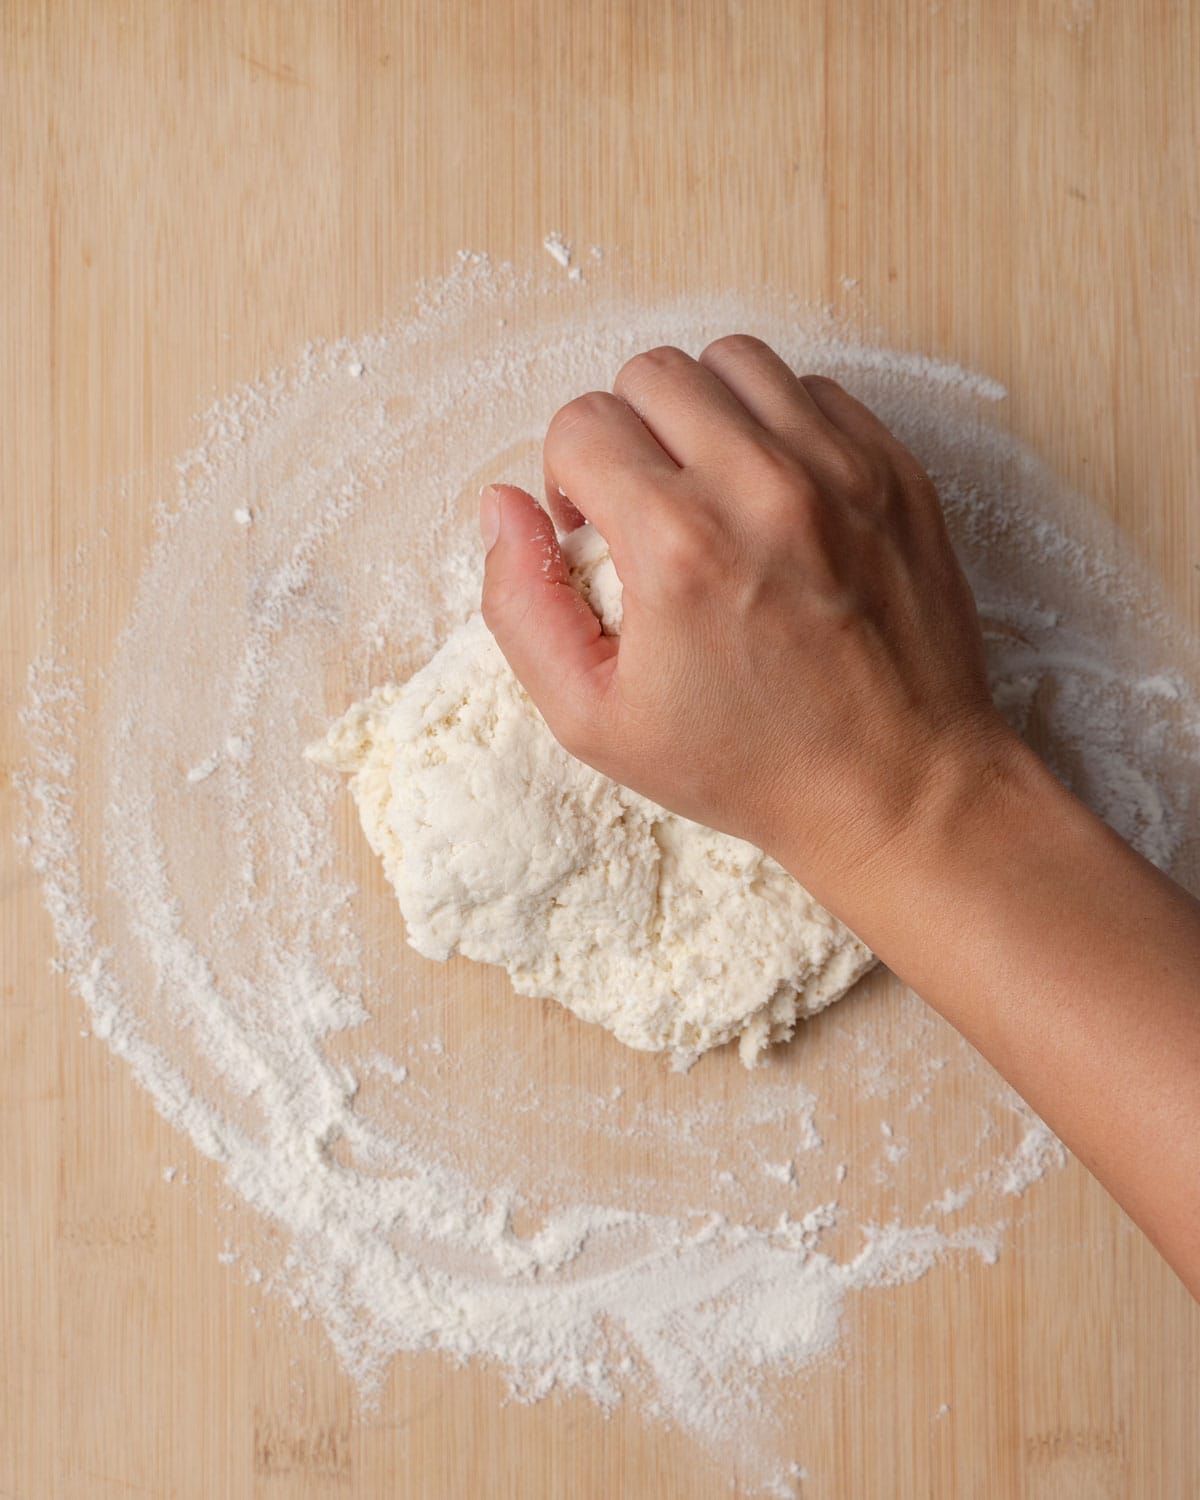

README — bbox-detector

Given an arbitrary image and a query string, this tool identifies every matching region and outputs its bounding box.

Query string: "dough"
[309,526,875,1066]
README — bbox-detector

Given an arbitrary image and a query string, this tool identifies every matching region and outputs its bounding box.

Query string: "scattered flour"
[999,1117,1070,1197]
[16,250,1200,1492]
[929,1185,974,1214]
[543,230,572,268]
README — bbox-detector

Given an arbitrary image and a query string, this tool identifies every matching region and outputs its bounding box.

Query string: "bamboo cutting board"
[3,3,1199,1496]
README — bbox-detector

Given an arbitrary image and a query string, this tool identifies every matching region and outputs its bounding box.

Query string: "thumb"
[479,484,617,749]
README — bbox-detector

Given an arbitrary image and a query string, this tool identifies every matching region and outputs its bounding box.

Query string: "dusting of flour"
[17,251,1200,1493]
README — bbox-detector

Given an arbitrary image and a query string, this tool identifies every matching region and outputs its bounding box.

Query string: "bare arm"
[804,720,1200,1295]
[478,334,1200,1298]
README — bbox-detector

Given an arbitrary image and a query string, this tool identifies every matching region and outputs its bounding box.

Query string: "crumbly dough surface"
[310,526,874,1066]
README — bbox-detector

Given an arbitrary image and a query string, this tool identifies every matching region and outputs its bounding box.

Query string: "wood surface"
[3,2,1199,1496]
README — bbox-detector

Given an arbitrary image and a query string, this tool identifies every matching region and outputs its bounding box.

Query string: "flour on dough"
[308,525,875,1067]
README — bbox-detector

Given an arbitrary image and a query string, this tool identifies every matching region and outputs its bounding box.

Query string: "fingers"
[698,334,841,460]
[479,484,617,747]
[541,390,679,559]
[534,337,935,575]
[611,344,767,470]
[798,374,943,521]
[543,345,781,550]
[797,373,909,461]
[700,334,934,504]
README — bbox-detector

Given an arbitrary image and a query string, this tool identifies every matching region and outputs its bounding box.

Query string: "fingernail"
[479,485,501,551]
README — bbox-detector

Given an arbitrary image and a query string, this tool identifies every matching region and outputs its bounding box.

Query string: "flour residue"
[17,252,1200,1492]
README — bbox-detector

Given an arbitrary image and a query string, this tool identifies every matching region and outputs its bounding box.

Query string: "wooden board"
[3,2,1198,1496]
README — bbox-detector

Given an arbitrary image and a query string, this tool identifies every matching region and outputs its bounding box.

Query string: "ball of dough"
[310,526,874,1067]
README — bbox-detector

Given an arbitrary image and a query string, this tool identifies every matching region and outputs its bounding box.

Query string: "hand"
[480,335,1018,903]
[481,337,1200,1302]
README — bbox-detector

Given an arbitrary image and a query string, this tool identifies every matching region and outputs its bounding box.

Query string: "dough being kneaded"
[309,525,875,1067]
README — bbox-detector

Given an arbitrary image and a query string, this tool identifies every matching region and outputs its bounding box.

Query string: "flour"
[308,554,874,1067]
[998,1118,1069,1197]
[543,230,572,268]
[16,250,1200,1493]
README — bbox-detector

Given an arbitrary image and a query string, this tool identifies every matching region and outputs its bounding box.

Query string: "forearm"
[784,739,1200,1297]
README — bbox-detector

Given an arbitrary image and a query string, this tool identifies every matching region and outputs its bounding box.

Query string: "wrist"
[775,713,1057,947]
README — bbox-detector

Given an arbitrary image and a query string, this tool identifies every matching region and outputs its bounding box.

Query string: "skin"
[479,334,1200,1300]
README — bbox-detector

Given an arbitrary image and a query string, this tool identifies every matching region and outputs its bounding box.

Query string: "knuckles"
[798,373,846,400]
[747,445,823,527]
[648,507,727,596]
[613,344,693,399]
[699,331,773,366]
[546,389,623,447]
[824,449,883,508]
[759,487,825,561]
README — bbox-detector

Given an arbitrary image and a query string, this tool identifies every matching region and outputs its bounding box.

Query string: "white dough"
[309,525,875,1066]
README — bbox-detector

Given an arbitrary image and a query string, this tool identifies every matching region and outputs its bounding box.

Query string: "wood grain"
[3,2,1198,1496]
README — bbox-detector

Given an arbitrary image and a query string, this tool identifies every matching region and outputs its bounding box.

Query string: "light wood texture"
[3,3,1199,1496]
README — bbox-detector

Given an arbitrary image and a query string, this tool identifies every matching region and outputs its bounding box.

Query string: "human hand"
[482,339,1200,1297]
[479,335,1019,906]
